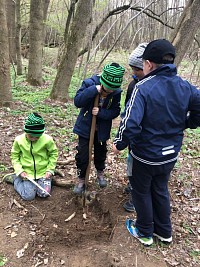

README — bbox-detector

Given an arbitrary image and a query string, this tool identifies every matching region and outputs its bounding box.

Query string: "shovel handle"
[83,93,99,204]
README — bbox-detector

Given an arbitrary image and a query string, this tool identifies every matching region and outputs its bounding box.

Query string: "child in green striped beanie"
[73,62,125,195]
[3,113,58,201]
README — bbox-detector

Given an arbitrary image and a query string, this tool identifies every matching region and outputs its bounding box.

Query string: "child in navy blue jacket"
[73,63,125,194]
[113,39,200,246]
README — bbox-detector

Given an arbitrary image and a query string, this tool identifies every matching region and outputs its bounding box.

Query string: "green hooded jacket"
[11,133,58,179]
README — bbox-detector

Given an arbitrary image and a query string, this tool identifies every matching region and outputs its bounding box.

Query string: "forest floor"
[0,99,199,267]
[0,54,200,267]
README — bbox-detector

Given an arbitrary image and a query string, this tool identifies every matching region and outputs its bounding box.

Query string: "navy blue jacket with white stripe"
[73,75,122,142]
[114,64,200,165]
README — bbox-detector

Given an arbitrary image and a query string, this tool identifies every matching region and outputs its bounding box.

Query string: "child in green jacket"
[3,113,58,200]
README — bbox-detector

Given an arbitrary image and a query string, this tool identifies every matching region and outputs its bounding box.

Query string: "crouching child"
[3,113,58,201]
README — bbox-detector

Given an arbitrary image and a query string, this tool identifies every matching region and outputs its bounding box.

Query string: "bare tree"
[170,0,200,67]
[6,0,16,64]
[27,0,50,86]
[0,0,12,107]
[50,0,93,102]
[16,0,23,75]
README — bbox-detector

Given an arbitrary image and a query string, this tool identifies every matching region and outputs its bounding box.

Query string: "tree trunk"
[50,0,93,102]
[0,0,12,107]
[27,0,45,86]
[16,0,23,75]
[6,0,16,64]
[170,0,200,67]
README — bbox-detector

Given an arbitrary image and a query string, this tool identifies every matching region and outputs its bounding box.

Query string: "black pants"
[129,158,176,238]
[75,132,107,179]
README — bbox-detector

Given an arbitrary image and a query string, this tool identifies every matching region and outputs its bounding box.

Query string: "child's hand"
[44,172,52,179]
[20,172,27,178]
[112,144,120,155]
[92,107,99,116]
[96,85,101,93]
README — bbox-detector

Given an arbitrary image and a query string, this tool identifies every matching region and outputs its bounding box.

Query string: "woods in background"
[0,0,199,106]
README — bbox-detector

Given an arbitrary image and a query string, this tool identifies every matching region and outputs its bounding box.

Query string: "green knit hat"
[100,62,125,90]
[24,113,45,137]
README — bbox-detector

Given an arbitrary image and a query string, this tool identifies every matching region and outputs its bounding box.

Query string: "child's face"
[26,133,40,142]
[130,66,144,80]
[101,85,114,96]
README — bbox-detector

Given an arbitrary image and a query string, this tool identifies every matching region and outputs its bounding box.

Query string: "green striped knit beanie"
[24,113,45,137]
[100,62,125,90]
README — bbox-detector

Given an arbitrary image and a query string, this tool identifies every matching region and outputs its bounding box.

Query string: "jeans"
[14,176,52,201]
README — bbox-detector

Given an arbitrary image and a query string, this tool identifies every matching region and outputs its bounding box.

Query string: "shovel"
[82,93,99,207]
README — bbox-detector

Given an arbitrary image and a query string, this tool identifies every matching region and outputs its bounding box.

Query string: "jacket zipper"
[30,141,37,179]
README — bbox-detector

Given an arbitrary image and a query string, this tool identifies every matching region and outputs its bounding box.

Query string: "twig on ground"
[109,217,119,240]
[57,158,75,165]
[13,199,28,212]
[30,204,46,224]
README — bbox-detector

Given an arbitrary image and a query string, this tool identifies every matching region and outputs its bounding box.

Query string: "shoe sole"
[2,173,16,184]
[153,233,172,243]
[123,207,135,212]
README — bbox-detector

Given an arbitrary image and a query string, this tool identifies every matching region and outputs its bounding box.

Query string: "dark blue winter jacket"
[73,75,122,142]
[114,64,200,165]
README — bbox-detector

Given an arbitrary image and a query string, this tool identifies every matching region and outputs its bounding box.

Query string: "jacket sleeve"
[74,79,99,108]
[114,86,145,151]
[125,80,136,106]
[185,85,200,129]
[45,137,58,174]
[97,92,121,120]
[11,138,24,176]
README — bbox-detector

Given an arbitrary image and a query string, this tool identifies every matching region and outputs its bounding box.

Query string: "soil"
[0,103,199,267]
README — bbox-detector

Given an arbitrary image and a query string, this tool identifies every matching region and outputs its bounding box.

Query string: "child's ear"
[146,60,154,71]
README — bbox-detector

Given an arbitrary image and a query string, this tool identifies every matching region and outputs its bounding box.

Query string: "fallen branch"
[54,169,65,177]
[57,158,75,165]
[13,199,28,212]
[65,212,76,222]
[52,177,74,188]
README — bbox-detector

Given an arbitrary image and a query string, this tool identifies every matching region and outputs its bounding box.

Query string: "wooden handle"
[83,94,99,205]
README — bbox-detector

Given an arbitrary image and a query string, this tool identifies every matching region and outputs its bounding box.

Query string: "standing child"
[113,39,200,246]
[123,43,147,212]
[3,113,58,201]
[73,62,125,194]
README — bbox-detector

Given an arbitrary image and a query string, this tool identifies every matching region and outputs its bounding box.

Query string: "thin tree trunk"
[0,0,12,107]
[170,0,200,67]
[6,0,16,64]
[16,0,23,75]
[50,0,93,102]
[27,0,45,86]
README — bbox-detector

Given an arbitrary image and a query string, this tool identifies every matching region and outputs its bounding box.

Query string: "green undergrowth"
[181,128,200,157]
[0,255,7,266]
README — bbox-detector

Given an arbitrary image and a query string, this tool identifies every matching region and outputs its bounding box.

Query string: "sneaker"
[124,186,131,194]
[124,182,132,194]
[153,233,172,243]
[73,179,85,195]
[97,171,107,188]
[125,219,153,246]
[2,173,16,184]
[123,199,135,212]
